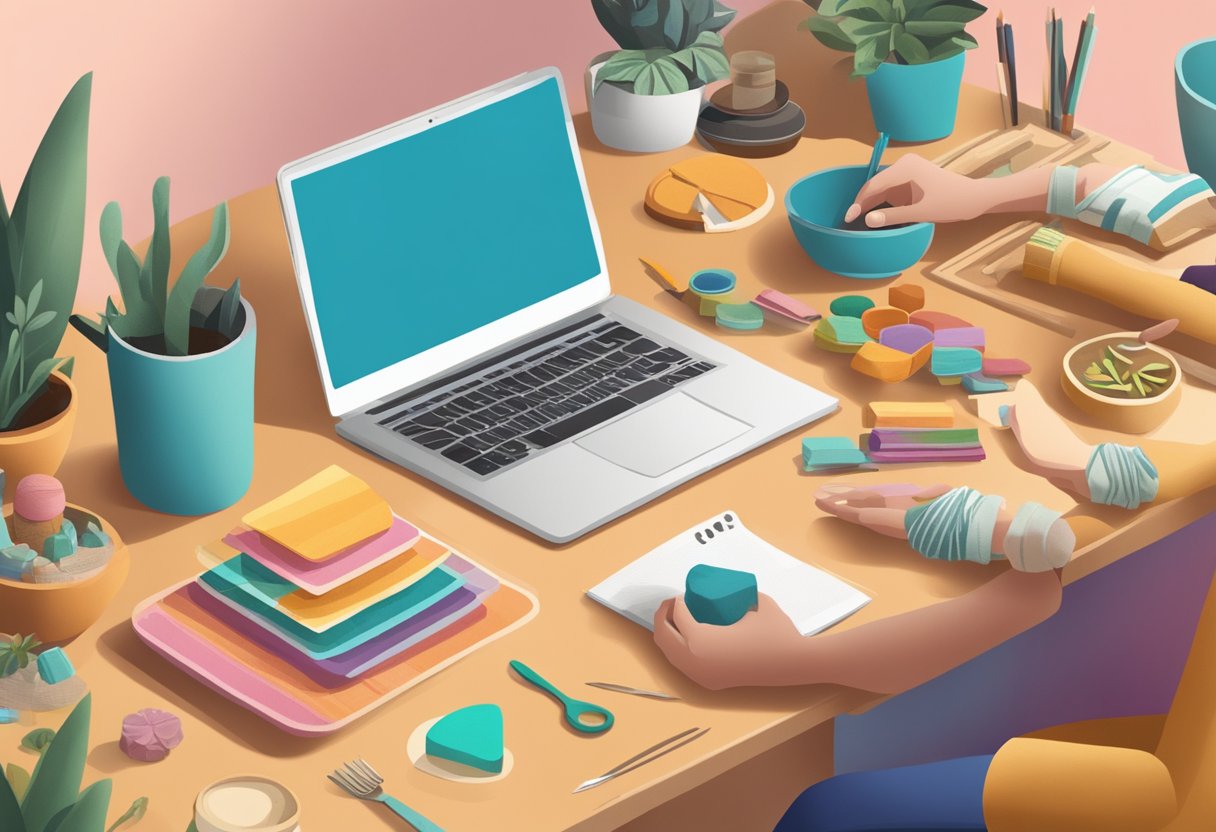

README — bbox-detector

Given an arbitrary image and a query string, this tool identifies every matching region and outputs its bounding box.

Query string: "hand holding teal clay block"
[685,564,758,626]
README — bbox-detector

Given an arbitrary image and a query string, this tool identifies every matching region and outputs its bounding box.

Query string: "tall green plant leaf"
[112,242,158,338]
[2,355,66,433]
[905,19,965,36]
[0,766,26,832]
[98,202,123,280]
[661,0,687,49]
[5,73,91,380]
[42,779,110,832]
[591,0,643,49]
[144,177,170,321]
[921,0,986,22]
[163,202,230,356]
[835,0,896,22]
[22,694,92,832]
[670,31,731,85]
[800,14,858,51]
[852,33,891,75]
[894,30,930,62]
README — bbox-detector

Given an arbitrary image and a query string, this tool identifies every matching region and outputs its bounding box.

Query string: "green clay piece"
[80,521,110,548]
[0,512,11,550]
[829,295,876,318]
[685,564,758,626]
[425,703,504,774]
[715,303,765,331]
[36,647,75,685]
[930,346,983,376]
[60,517,77,546]
[820,315,873,345]
[43,530,77,562]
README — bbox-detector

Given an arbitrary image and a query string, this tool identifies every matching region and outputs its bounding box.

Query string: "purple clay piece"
[120,708,183,762]
[1181,264,1216,295]
[932,326,986,350]
[878,323,934,355]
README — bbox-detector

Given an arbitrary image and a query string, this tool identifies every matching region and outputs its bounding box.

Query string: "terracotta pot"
[0,372,77,501]
[1061,333,1183,434]
[0,504,128,643]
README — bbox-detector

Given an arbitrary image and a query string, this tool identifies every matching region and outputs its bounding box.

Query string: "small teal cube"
[0,545,35,580]
[80,521,110,548]
[962,372,1010,394]
[36,647,75,685]
[43,530,77,562]
[685,564,758,626]
[60,518,77,546]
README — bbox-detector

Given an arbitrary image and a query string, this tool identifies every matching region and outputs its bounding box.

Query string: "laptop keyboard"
[368,315,717,476]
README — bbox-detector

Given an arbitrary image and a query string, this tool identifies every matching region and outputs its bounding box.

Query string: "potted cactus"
[801,0,987,141]
[587,0,737,152]
[71,178,255,516]
[0,73,92,498]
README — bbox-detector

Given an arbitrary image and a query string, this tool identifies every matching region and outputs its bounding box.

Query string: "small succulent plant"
[801,0,988,77]
[70,177,239,358]
[0,634,41,678]
[592,0,737,94]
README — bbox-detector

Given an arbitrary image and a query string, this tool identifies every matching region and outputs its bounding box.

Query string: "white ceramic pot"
[585,52,704,153]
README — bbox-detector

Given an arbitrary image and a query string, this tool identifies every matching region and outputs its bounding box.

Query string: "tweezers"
[573,727,711,793]
[585,681,679,701]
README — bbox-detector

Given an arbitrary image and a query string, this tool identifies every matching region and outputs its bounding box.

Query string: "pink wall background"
[1,0,1212,309]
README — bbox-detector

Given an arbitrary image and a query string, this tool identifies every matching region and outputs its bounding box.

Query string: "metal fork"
[328,758,445,832]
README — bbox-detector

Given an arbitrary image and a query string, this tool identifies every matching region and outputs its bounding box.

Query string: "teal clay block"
[426,703,504,774]
[930,347,983,377]
[36,647,75,684]
[80,521,110,548]
[715,303,765,331]
[802,437,868,471]
[43,530,77,562]
[961,373,1009,394]
[60,517,77,545]
[0,545,35,579]
[0,708,17,724]
[829,295,876,318]
[685,564,758,626]
[820,316,873,345]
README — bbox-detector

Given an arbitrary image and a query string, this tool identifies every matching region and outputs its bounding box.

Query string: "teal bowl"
[785,165,934,279]
[1176,37,1216,188]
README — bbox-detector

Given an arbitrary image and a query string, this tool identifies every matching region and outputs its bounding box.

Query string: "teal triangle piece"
[425,703,504,774]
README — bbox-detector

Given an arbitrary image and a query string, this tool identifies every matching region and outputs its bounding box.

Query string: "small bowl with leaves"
[1061,322,1183,434]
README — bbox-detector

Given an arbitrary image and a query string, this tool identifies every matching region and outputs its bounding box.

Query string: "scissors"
[509,660,614,734]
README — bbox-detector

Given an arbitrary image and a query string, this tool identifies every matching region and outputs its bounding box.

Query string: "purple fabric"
[183,565,498,686]
[1181,264,1216,295]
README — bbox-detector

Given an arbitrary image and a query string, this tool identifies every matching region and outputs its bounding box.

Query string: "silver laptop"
[277,68,837,543]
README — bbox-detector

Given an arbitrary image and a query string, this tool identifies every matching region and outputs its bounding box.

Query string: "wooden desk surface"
[29,9,1215,830]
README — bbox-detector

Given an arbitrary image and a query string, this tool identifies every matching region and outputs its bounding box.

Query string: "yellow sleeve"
[983,737,1177,832]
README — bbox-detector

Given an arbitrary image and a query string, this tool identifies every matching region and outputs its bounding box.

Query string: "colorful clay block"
[860,306,910,339]
[863,401,955,429]
[879,323,934,355]
[888,284,926,313]
[42,530,77,562]
[120,708,184,762]
[685,564,758,626]
[715,302,765,331]
[814,330,866,354]
[961,373,1010,394]
[933,327,986,352]
[829,295,876,318]
[802,437,869,470]
[0,545,35,580]
[752,289,820,326]
[425,703,504,774]
[851,341,915,382]
[937,375,963,385]
[931,347,983,376]
[0,708,17,724]
[817,316,873,346]
[36,647,75,684]
[242,465,393,562]
[80,521,110,548]
[908,343,934,375]
[0,514,11,550]
[982,357,1032,377]
[910,310,973,332]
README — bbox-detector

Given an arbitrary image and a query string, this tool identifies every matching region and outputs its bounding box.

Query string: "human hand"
[844,153,991,228]
[653,594,810,690]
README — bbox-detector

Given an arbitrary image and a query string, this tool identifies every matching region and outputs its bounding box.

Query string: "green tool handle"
[509,659,569,705]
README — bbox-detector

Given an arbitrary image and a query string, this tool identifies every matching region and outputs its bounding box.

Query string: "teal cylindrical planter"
[107,295,255,515]
[864,52,966,142]
[1176,37,1216,189]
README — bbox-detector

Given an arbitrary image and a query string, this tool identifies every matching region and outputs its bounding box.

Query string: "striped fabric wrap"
[903,487,1005,565]
[1047,165,1213,246]
[1086,443,1160,510]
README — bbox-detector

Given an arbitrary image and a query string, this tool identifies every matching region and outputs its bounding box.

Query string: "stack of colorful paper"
[191,466,502,685]
[861,428,985,463]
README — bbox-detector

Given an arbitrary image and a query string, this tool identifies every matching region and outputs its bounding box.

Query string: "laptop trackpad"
[576,393,751,478]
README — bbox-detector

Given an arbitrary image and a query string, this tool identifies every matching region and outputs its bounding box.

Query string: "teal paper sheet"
[197,555,465,658]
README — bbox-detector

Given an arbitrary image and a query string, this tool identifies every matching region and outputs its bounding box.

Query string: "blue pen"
[865,132,890,184]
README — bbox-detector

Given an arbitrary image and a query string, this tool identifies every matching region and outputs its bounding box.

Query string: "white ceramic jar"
[585,52,704,153]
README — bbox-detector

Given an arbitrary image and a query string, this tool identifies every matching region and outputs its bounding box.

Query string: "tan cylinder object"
[730,50,776,111]
[1025,235,1216,346]
[12,514,61,553]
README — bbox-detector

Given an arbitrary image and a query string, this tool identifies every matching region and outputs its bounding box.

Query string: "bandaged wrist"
[1047,165,1215,248]
[1003,502,1075,572]
[903,486,1005,565]
[1086,443,1159,509]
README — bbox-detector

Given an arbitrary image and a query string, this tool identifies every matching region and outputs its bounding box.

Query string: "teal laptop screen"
[291,77,600,389]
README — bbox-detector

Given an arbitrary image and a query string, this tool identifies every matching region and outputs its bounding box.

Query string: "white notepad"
[588,511,870,636]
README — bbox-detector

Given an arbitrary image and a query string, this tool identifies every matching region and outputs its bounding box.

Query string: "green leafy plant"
[592,0,737,94]
[801,0,987,77]
[1,694,111,832]
[70,177,237,358]
[20,729,55,756]
[0,73,91,430]
[0,634,41,678]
